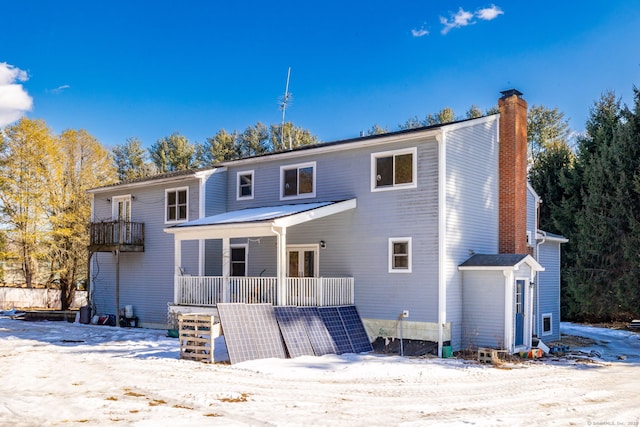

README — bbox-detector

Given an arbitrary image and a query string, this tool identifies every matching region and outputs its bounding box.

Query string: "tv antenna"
[279,67,292,150]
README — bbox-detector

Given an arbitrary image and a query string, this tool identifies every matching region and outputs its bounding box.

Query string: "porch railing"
[89,221,144,247]
[175,276,354,307]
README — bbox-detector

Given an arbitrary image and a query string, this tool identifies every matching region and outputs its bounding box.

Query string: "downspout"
[437,130,447,358]
[535,230,547,337]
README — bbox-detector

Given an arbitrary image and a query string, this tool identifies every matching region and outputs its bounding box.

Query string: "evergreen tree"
[237,123,270,158]
[562,90,640,321]
[149,133,198,172]
[202,129,239,164]
[112,137,155,181]
[270,122,319,152]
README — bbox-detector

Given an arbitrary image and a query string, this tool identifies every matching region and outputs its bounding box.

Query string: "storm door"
[515,279,526,346]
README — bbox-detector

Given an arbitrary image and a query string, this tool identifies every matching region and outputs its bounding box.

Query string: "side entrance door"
[515,279,525,346]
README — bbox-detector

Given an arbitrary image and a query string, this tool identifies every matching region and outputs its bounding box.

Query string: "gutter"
[437,129,447,358]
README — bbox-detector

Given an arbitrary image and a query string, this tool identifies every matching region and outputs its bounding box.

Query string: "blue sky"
[1,1,639,149]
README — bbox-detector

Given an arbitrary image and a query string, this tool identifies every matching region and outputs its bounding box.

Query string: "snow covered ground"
[0,314,639,426]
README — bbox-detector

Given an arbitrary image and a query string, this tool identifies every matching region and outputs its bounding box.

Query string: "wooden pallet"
[477,348,508,364]
[178,314,221,363]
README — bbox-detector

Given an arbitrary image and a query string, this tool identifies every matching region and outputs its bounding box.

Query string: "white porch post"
[275,226,287,306]
[222,237,230,303]
[174,239,182,304]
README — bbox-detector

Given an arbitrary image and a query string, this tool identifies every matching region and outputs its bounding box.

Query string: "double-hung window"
[166,187,188,223]
[389,237,412,273]
[237,170,254,200]
[280,162,316,200]
[231,245,248,277]
[371,147,417,191]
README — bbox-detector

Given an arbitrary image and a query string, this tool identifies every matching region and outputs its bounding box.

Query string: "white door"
[287,245,319,277]
[112,195,131,243]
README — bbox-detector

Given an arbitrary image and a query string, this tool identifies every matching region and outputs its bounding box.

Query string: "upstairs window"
[371,148,417,191]
[166,187,188,223]
[280,162,316,199]
[389,237,412,273]
[237,170,254,200]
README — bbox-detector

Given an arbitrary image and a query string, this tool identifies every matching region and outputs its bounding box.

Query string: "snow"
[1,315,639,426]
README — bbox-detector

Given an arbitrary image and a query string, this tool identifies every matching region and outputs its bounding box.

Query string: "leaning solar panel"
[299,307,336,356]
[216,303,258,364]
[318,306,353,354]
[274,306,315,358]
[246,304,287,360]
[338,305,373,353]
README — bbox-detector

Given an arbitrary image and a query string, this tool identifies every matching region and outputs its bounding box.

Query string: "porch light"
[319,240,326,249]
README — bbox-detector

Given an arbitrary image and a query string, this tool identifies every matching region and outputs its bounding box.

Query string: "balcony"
[175,276,354,307]
[89,221,144,252]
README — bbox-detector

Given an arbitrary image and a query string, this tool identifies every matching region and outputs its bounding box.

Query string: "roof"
[88,167,219,193]
[458,254,544,271]
[174,201,338,227]
[89,113,497,192]
[164,199,357,240]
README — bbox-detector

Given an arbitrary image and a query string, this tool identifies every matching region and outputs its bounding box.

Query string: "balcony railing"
[89,221,144,251]
[175,276,354,307]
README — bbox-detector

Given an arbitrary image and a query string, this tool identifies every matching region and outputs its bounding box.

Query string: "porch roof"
[164,199,357,240]
[458,254,544,271]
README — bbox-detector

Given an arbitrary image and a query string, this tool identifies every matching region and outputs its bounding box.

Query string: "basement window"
[542,313,552,336]
[389,237,412,273]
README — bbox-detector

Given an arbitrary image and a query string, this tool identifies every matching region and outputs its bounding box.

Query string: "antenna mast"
[280,67,292,150]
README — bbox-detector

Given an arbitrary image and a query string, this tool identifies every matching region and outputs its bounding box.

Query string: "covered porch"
[164,199,357,308]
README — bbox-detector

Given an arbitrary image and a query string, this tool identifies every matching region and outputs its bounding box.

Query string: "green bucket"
[442,346,453,358]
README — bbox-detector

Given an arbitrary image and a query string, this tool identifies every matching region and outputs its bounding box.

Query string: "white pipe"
[535,230,547,337]
[437,130,447,357]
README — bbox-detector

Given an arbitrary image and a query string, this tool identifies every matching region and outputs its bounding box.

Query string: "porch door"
[287,245,318,277]
[515,279,525,346]
[112,196,131,244]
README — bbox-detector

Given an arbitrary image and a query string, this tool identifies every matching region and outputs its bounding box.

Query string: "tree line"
[2,89,639,322]
[529,88,640,322]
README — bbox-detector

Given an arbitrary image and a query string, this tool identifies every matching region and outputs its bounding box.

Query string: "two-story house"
[87,89,566,356]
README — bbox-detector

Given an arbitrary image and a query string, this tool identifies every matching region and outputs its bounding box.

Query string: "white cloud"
[0,62,33,127]
[440,4,503,34]
[440,8,474,34]
[411,27,429,37]
[48,84,71,95]
[476,4,504,20]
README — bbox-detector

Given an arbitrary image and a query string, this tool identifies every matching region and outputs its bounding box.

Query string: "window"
[166,187,188,223]
[237,170,254,200]
[542,313,552,335]
[231,245,247,277]
[371,147,417,192]
[280,162,316,199]
[389,237,412,273]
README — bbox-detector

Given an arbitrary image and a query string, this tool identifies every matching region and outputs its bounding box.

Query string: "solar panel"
[274,306,315,358]
[216,303,257,364]
[338,305,373,353]
[299,307,335,356]
[217,303,371,363]
[246,304,287,360]
[318,307,353,354]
